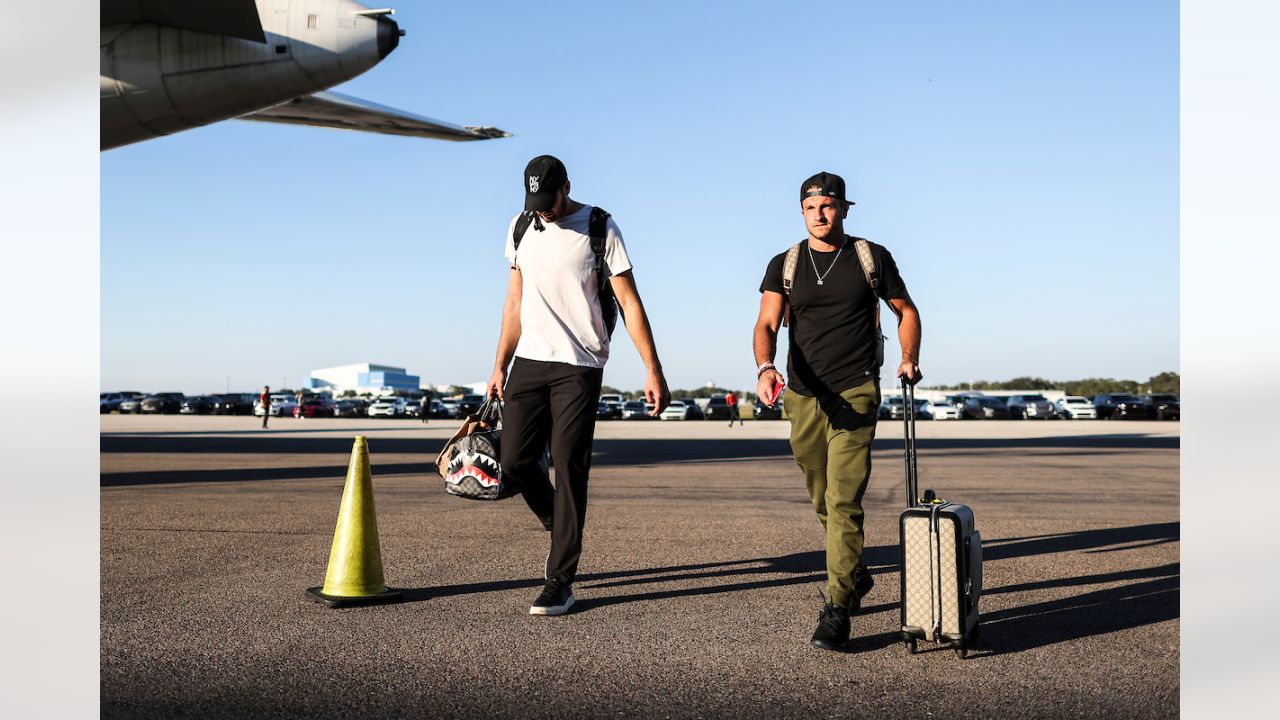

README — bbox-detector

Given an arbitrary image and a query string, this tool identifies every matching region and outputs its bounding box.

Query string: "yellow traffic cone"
[306,436,402,608]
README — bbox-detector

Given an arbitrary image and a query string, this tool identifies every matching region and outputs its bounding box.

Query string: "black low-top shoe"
[529,579,575,616]
[810,601,850,651]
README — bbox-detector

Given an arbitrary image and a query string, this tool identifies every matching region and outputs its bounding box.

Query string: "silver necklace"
[806,241,843,286]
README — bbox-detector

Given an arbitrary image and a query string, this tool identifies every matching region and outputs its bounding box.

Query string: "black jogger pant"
[500,357,604,585]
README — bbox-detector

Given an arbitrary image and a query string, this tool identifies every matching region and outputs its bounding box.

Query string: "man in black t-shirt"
[753,171,923,652]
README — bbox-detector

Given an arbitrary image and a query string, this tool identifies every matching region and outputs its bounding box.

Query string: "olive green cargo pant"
[783,379,880,609]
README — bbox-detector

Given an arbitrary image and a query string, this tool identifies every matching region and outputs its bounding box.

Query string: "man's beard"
[810,224,838,240]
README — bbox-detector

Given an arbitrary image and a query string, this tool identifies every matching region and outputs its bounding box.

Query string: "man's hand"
[646,371,671,416]
[757,368,785,408]
[486,367,507,401]
[896,361,923,386]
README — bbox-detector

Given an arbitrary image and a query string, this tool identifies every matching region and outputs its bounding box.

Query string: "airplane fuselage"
[100,0,400,150]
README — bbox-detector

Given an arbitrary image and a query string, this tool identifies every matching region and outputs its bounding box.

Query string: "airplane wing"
[238,91,511,141]
[101,0,267,43]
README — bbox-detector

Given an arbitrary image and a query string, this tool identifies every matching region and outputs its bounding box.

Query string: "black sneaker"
[810,599,850,651]
[529,579,575,616]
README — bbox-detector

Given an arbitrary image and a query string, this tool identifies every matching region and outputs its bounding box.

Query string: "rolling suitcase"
[898,380,983,658]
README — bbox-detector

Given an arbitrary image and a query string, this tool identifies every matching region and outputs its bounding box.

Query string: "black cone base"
[306,586,403,608]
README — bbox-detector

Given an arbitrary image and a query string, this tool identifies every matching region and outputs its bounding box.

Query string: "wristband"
[757,362,776,378]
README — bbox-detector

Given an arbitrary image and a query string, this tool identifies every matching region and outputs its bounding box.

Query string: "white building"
[307,363,421,396]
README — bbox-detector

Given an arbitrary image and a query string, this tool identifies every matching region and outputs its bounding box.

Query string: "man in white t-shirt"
[487,155,671,616]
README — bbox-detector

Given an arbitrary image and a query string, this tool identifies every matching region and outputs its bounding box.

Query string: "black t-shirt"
[759,236,908,397]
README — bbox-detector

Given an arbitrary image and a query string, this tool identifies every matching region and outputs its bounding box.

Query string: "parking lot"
[101,415,1178,718]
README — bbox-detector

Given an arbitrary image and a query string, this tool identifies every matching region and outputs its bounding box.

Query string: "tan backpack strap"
[782,242,802,294]
[852,236,885,332]
[852,237,879,297]
[781,242,802,327]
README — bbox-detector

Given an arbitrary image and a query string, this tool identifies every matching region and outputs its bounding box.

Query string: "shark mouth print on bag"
[441,429,518,501]
[446,450,501,489]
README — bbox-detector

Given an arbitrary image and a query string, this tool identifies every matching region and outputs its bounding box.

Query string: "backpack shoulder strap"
[587,206,622,335]
[781,242,803,295]
[852,236,885,331]
[781,242,803,327]
[851,236,880,298]
[512,212,534,255]
[588,206,610,272]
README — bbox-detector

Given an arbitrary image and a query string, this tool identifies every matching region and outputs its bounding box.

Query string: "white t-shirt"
[504,205,633,368]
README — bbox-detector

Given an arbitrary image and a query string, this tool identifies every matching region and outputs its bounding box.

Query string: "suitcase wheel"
[906,638,917,654]
[954,645,968,660]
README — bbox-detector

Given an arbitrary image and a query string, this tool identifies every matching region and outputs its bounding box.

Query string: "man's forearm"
[493,305,520,372]
[754,323,778,368]
[622,299,663,375]
[898,308,921,364]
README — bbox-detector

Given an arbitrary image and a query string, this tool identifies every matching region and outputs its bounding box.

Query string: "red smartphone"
[767,377,785,405]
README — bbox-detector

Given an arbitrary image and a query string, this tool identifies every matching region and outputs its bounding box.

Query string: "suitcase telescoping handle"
[902,378,918,508]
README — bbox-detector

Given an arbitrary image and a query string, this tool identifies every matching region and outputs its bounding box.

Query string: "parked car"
[212,393,255,415]
[333,398,368,418]
[255,394,293,416]
[879,396,906,420]
[621,400,651,420]
[117,393,148,414]
[1006,394,1057,420]
[920,399,961,420]
[942,393,980,417]
[962,396,1012,419]
[1054,395,1097,420]
[753,399,783,420]
[295,395,335,418]
[1140,394,1180,420]
[268,394,297,417]
[403,398,423,418]
[1093,393,1140,420]
[660,399,699,421]
[703,395,734,421]
[140,392,185,414]
[428,399,450,418]
[440,399,461,418]
[100,391,144,413]
[457,394,486,417]
[367,396,407,417]
[179,395,215,414]
[596,401,613,420]
[598,394,623,420]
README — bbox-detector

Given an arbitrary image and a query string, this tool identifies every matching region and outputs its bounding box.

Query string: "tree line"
[933,371,1179,397]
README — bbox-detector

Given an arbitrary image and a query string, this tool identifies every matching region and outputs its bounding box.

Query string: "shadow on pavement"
[100,462,435,487]
[397,522,1179,656]
[973,568,1178,656]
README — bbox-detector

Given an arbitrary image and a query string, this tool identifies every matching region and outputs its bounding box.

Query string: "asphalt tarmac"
[101,415,1179,719]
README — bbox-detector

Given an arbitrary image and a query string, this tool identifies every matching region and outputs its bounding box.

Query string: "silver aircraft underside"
[100,0,509,150]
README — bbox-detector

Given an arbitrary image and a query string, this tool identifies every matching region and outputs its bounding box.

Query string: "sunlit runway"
[101,415,1178,719]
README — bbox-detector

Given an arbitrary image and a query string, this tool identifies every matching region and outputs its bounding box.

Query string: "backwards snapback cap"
[800,171,855,206]
[523,155,568,212]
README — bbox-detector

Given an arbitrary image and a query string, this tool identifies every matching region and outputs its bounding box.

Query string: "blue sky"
[101,0,1178,394]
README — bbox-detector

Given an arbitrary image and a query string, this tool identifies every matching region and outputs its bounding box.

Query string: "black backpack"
[512,206,621,337]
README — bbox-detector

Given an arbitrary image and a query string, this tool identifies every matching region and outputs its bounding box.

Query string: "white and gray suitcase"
[898,381,982,657]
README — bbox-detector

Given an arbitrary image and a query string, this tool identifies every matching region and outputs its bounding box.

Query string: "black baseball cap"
[523,155,568,212]
[800,171,855,206]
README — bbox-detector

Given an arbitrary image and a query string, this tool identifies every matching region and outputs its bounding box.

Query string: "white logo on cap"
[528,175,540,193]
